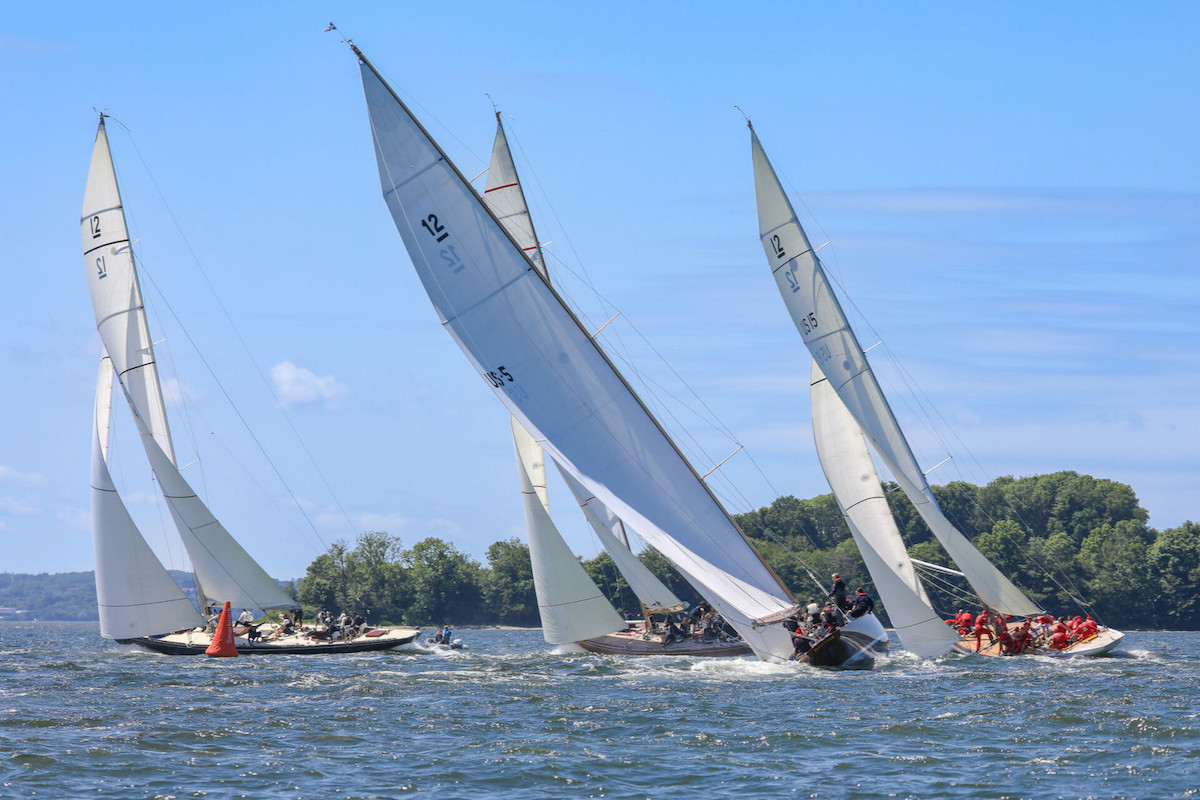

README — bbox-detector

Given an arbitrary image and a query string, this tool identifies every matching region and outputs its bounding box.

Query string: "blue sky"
[2,3,1196,580]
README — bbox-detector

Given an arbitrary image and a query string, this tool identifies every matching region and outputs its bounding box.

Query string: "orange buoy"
[205,601,240,657]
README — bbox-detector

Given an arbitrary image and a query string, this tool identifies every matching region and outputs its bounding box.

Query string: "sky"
[2,3,1197,581]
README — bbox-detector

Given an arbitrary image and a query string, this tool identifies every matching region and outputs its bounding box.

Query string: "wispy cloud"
[270,361,347,409]
[0,466,46,487]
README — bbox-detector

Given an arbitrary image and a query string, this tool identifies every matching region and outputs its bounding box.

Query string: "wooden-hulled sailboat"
[749,123,1123,658]
[350,44,886,667]
[480,114,749,658]
[81,115,419,655]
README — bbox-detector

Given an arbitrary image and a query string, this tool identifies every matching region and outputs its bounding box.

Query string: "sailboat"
[481,114,749,658]
[349,43,887,667]
[82,114,420,655]
[749,124,1124,658]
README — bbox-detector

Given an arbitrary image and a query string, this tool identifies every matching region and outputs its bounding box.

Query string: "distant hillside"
[0,571,198,621]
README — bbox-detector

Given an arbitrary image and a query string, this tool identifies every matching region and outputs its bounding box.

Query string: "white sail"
[483,114,545,274]
[750,128,1040,617]
[811,361,960,658]
[82,118,176,464]
[513,420,625,644]
[117,379,295,610]
[83,116,293,613]
[355,48,796,661]
[91,354,205,639]
[557,465,686,613]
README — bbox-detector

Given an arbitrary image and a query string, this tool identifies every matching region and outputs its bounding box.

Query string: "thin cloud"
[270,361,347,410]
[0,465,46,487]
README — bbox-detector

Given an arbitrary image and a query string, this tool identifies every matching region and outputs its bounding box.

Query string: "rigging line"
[133,264,328,551]
[112,119,349,546]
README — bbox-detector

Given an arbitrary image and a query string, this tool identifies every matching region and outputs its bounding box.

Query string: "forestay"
[356,47,796,661]
[750,127,1039,618]
[811,361,960,658]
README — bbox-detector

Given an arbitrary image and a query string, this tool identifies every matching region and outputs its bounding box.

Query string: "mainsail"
[750,125,1040,618]
[82,116,293,615]
[91,353,205,639]
[354,46,798,661]
[811,361,961,658]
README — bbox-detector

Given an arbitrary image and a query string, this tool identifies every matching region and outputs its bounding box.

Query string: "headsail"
[355,47,795,661]
[750,126,1040,618]
[82,116,293,613]
[811,361,960,658]
[512,418,626,643]
[557,465,686,613]
[91,353,205,639]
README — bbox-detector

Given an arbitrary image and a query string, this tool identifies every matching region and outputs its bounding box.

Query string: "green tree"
[402,537,484,626]
[482,538,539,626]
[1151,522,1200,629]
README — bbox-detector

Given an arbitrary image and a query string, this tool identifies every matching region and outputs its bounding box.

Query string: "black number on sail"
[800,311,818,335]
[484,366,515,388]
[96,255,107,280]
[771,234,786,260]
[421,213,449,243]
[90,216,101,239]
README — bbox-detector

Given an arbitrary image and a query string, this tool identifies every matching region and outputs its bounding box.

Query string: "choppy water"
[1,624,1197,799]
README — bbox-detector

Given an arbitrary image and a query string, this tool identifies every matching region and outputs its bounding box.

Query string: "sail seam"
[84,237,129,257]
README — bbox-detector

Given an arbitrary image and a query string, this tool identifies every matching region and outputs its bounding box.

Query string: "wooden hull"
[954,624,1124,658]
[578,629,752,658]
[797,613,890,669]
[117,627,421,656]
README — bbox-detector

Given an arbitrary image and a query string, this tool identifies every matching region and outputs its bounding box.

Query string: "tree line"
[4,471,1195,630]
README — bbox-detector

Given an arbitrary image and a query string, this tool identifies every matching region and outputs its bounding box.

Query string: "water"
[1,624,1197,799]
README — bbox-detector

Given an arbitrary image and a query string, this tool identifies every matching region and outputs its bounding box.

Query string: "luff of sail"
[82,118,176,465]
[354,47,796,661]
[82,116,293,612]
[92,353,205,639]
[750,127,1040,618]
[811,361,960,658]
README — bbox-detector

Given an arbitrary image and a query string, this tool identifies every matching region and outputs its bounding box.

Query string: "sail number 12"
[422,213,465,274]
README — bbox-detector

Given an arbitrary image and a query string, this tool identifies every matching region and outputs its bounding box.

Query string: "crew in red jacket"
[973,611,994,651]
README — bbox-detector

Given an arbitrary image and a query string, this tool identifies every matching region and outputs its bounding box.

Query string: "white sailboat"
[749,123,1124,658]
[481,114,750,657]
[351,44,887,667]
[82,115,419,655]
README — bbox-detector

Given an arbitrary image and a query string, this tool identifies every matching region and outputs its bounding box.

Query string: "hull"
[797,612,890,669]
[954,624,1124,658]
[578,628,752,657]
[118,626,421,656]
